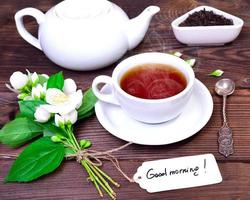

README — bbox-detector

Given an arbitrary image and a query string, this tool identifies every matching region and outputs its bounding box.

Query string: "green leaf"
[64,148,75,156]
[41,122,67,138]
[43,129,54,137]
[15,112,26,118]
[46,71,64,90]
[5,137,65,182]
[209,69,224,77]
[0,117,43,148]
[78,88,97,120]
[19,100,46,119]
[79,109,95,120]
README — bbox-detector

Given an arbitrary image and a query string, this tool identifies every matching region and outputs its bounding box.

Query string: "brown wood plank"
[0,160,250,200]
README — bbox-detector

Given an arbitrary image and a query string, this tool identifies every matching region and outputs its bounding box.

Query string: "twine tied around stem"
[65,142,135,183]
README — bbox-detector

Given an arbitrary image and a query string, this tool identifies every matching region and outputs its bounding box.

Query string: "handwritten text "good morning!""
[146,166,200,179]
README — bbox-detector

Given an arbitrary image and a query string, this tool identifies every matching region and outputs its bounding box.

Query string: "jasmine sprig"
[0,70,125,199]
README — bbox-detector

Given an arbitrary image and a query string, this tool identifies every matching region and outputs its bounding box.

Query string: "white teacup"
[92,52,195,123]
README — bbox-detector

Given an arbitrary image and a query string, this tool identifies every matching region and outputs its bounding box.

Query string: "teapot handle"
[15,8,45,50]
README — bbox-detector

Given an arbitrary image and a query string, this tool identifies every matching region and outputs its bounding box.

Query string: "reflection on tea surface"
[120,63,187,99]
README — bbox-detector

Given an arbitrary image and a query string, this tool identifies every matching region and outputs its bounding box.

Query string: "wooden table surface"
[1,0,250,199]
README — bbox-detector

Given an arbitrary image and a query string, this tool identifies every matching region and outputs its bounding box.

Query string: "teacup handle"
[92,75,120,106]
[15,8,45,50]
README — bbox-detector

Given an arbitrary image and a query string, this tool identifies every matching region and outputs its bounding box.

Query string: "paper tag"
[133,154,222,193]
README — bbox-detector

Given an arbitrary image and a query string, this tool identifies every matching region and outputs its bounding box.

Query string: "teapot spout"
[125,6,160,50]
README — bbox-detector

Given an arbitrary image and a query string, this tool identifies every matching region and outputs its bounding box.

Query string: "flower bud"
[17,93,29,100]
[80,139,92,149]
[34,106,50,123]
[51,135,62,143]
[80,139,87,147]
[23,96,33,100]
[63,109,78,125]
[43,82,47,90]
[63,78,77,95]
[31,84,45,100]
[31,72,39,85]
[55,114,65,128]
[10,71,29,90]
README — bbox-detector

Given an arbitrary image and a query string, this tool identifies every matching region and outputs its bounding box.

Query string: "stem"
[65,138,76,148]
[64,127,80,150]
[62,140,76,150]
[63,126,119,199]
[83,161,116,199]
[66,126,81,150]
[72,133,81,149]
[93,165,120,187]
[86,162,115,199]
[91,176,103,197]
[87,161,116,196]
[81,160,103,197]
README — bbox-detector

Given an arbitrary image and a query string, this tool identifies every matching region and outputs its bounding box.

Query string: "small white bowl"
[171,6,244,46]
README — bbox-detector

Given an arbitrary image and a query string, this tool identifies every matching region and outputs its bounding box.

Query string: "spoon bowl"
[215,78,235,96]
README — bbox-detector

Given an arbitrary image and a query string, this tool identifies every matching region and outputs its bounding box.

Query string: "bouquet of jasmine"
[0,70,131,199]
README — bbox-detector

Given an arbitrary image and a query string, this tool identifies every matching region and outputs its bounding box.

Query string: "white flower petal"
[63,78,77,95]
[63,109,78,124]
[34,106,50,123]
[10,71,29,90]
[46,88,68,105]
[43,86,82,116]
[58,104,76,115]
[41,103,75,115]
[41,104,59,114]
[5,83,19,93]
[69,89,83,109]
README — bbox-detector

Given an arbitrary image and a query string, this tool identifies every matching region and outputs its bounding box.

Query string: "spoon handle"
[218,124,234,157]
[218,95,234,157]
[222,95,227,123]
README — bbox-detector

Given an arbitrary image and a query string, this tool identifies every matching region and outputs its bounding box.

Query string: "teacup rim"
[112,52,195,103]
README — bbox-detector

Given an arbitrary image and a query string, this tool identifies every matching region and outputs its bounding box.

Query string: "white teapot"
[15,0,160,71]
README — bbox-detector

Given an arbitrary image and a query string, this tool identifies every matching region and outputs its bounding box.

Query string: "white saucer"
[95,79,213,145]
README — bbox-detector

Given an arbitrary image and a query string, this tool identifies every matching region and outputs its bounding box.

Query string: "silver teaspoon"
[215,78,235,158]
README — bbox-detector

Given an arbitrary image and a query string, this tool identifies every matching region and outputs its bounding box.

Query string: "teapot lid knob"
[55,0,112,19]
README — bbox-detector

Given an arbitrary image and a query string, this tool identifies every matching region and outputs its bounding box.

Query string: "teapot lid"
[55,0,112,19]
